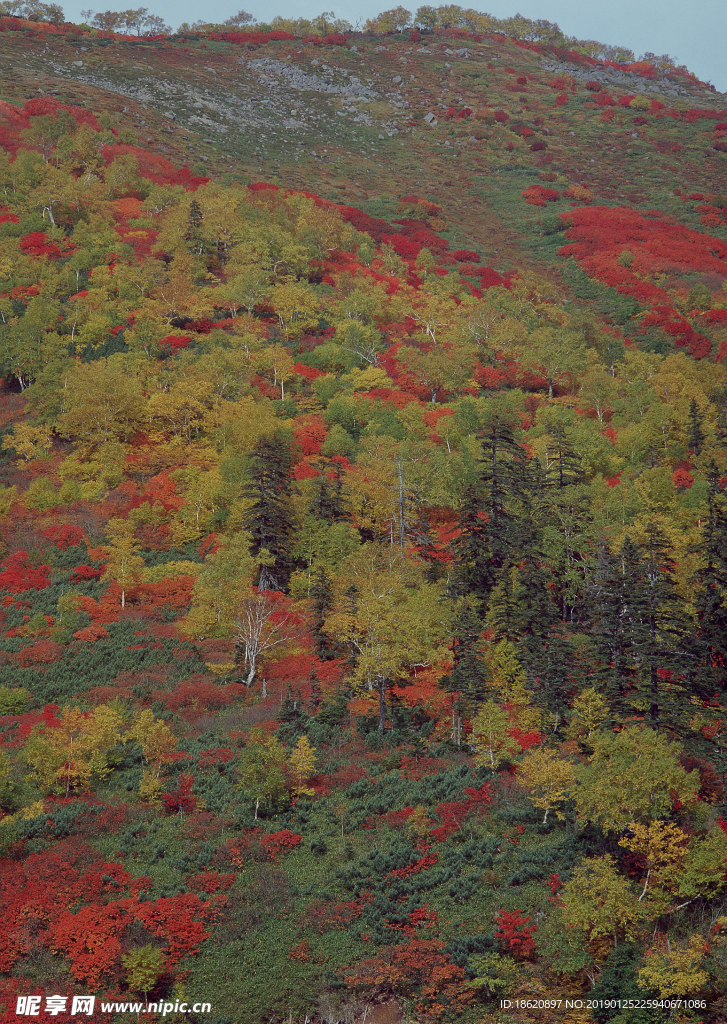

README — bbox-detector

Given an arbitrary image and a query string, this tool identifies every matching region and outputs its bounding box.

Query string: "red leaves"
[429,784,493,842]
[388,853,438,880]
[73,624,109,642]
[228,827,302,866]
[0,551,50,593]
[522,185,559,207]
[70,564,103,583]
[495,908,537,959]
[162,772,197,815]
[19,232,64,260]
[672,467,694,491]
[100,143,208,190]
[292,414,327,457]
[14,639,64,666]
[342,936,472,1021]
[303,897,363,933]
[205,29,295,43]
[42,524,85,549]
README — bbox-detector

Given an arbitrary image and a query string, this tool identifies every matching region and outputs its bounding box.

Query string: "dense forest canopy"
[0,8,726,1024]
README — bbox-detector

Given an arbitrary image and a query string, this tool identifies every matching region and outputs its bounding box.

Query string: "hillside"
[0,10,727,1024]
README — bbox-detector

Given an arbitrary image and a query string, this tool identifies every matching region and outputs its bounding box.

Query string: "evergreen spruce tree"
[590,538,630,721]
[695,464,727,695]
[243,432,296,591]
[311,462,344,522]
[687,398,705,456]
[545,423,585,488]
[623,526,691,730]
[310,566,335,661]
[445,595,487,704]
[451,414,526,606]
[450,482,491,603]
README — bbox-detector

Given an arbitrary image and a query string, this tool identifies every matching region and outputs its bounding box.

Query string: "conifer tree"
[244,432,296,591]
[310,566,335,661]
[695,464,727,696]
[545,423,585,489]
[687,398,705,457]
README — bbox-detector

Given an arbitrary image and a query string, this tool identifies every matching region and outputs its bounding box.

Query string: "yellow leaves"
[2,422,53,462]
[141,560,203,583]
[574,727,700,834]
[148,251,214,325]
[472,701,520,771]
[57,355,145,448]
[618,821,688,894]
[565,688,607,744]
[253,343,296,399]
[268,280,319,338]
[132,709,177,776]
[637,935,708,999]
[100,517,144,608]
[23,703,127,796]
[288,736,317,796]
[138,769,163,806]
[560,855,645,954]
[148,374,215,441]
[518,748,576,824]
[406,805,434,844]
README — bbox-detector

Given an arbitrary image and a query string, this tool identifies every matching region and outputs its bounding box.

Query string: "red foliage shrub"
[157,678,238,712]
[303,897,363,933]
[187,871,235,893]
[19,232,64,259]
[293,414,327,456]
[429,784,492,842]
[162,773,197,815]
[388,853,439,880]
[522,185,559,207]
[42,524,85,549]
[0,551,50,593]
[495,909,537,959]
[73,624,109,642]
[341,936,473,1021]
[100,143,207,190]
[70,564,103,582]
[158,334,190,352]
[14,639,64,666]
[672,467,694,490]
[558,207,727,343]
[228,827,302,866]
[206,29,295,43]
[198,747,235,770]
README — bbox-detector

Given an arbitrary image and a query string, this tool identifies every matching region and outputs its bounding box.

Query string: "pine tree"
[185,198,206,257]
[695,465,727,696]
[687,398,705,457]
[623,526,691,730]
[445,595,486,703]
[310,565,335,660]
[311,462,344,522]
[590,538,630,720]
[243,432,296,591]
[545,424,585,488]
[451,415,526,606]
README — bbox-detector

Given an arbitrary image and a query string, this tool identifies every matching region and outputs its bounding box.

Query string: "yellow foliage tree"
[288,735,317,797]
[637,935,708,999]
[518,748,575,824]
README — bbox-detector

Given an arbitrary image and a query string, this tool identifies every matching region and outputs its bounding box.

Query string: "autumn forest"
[0,5,726,1023]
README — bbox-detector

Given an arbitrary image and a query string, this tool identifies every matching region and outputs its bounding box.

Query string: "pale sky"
[60,0,727,92]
